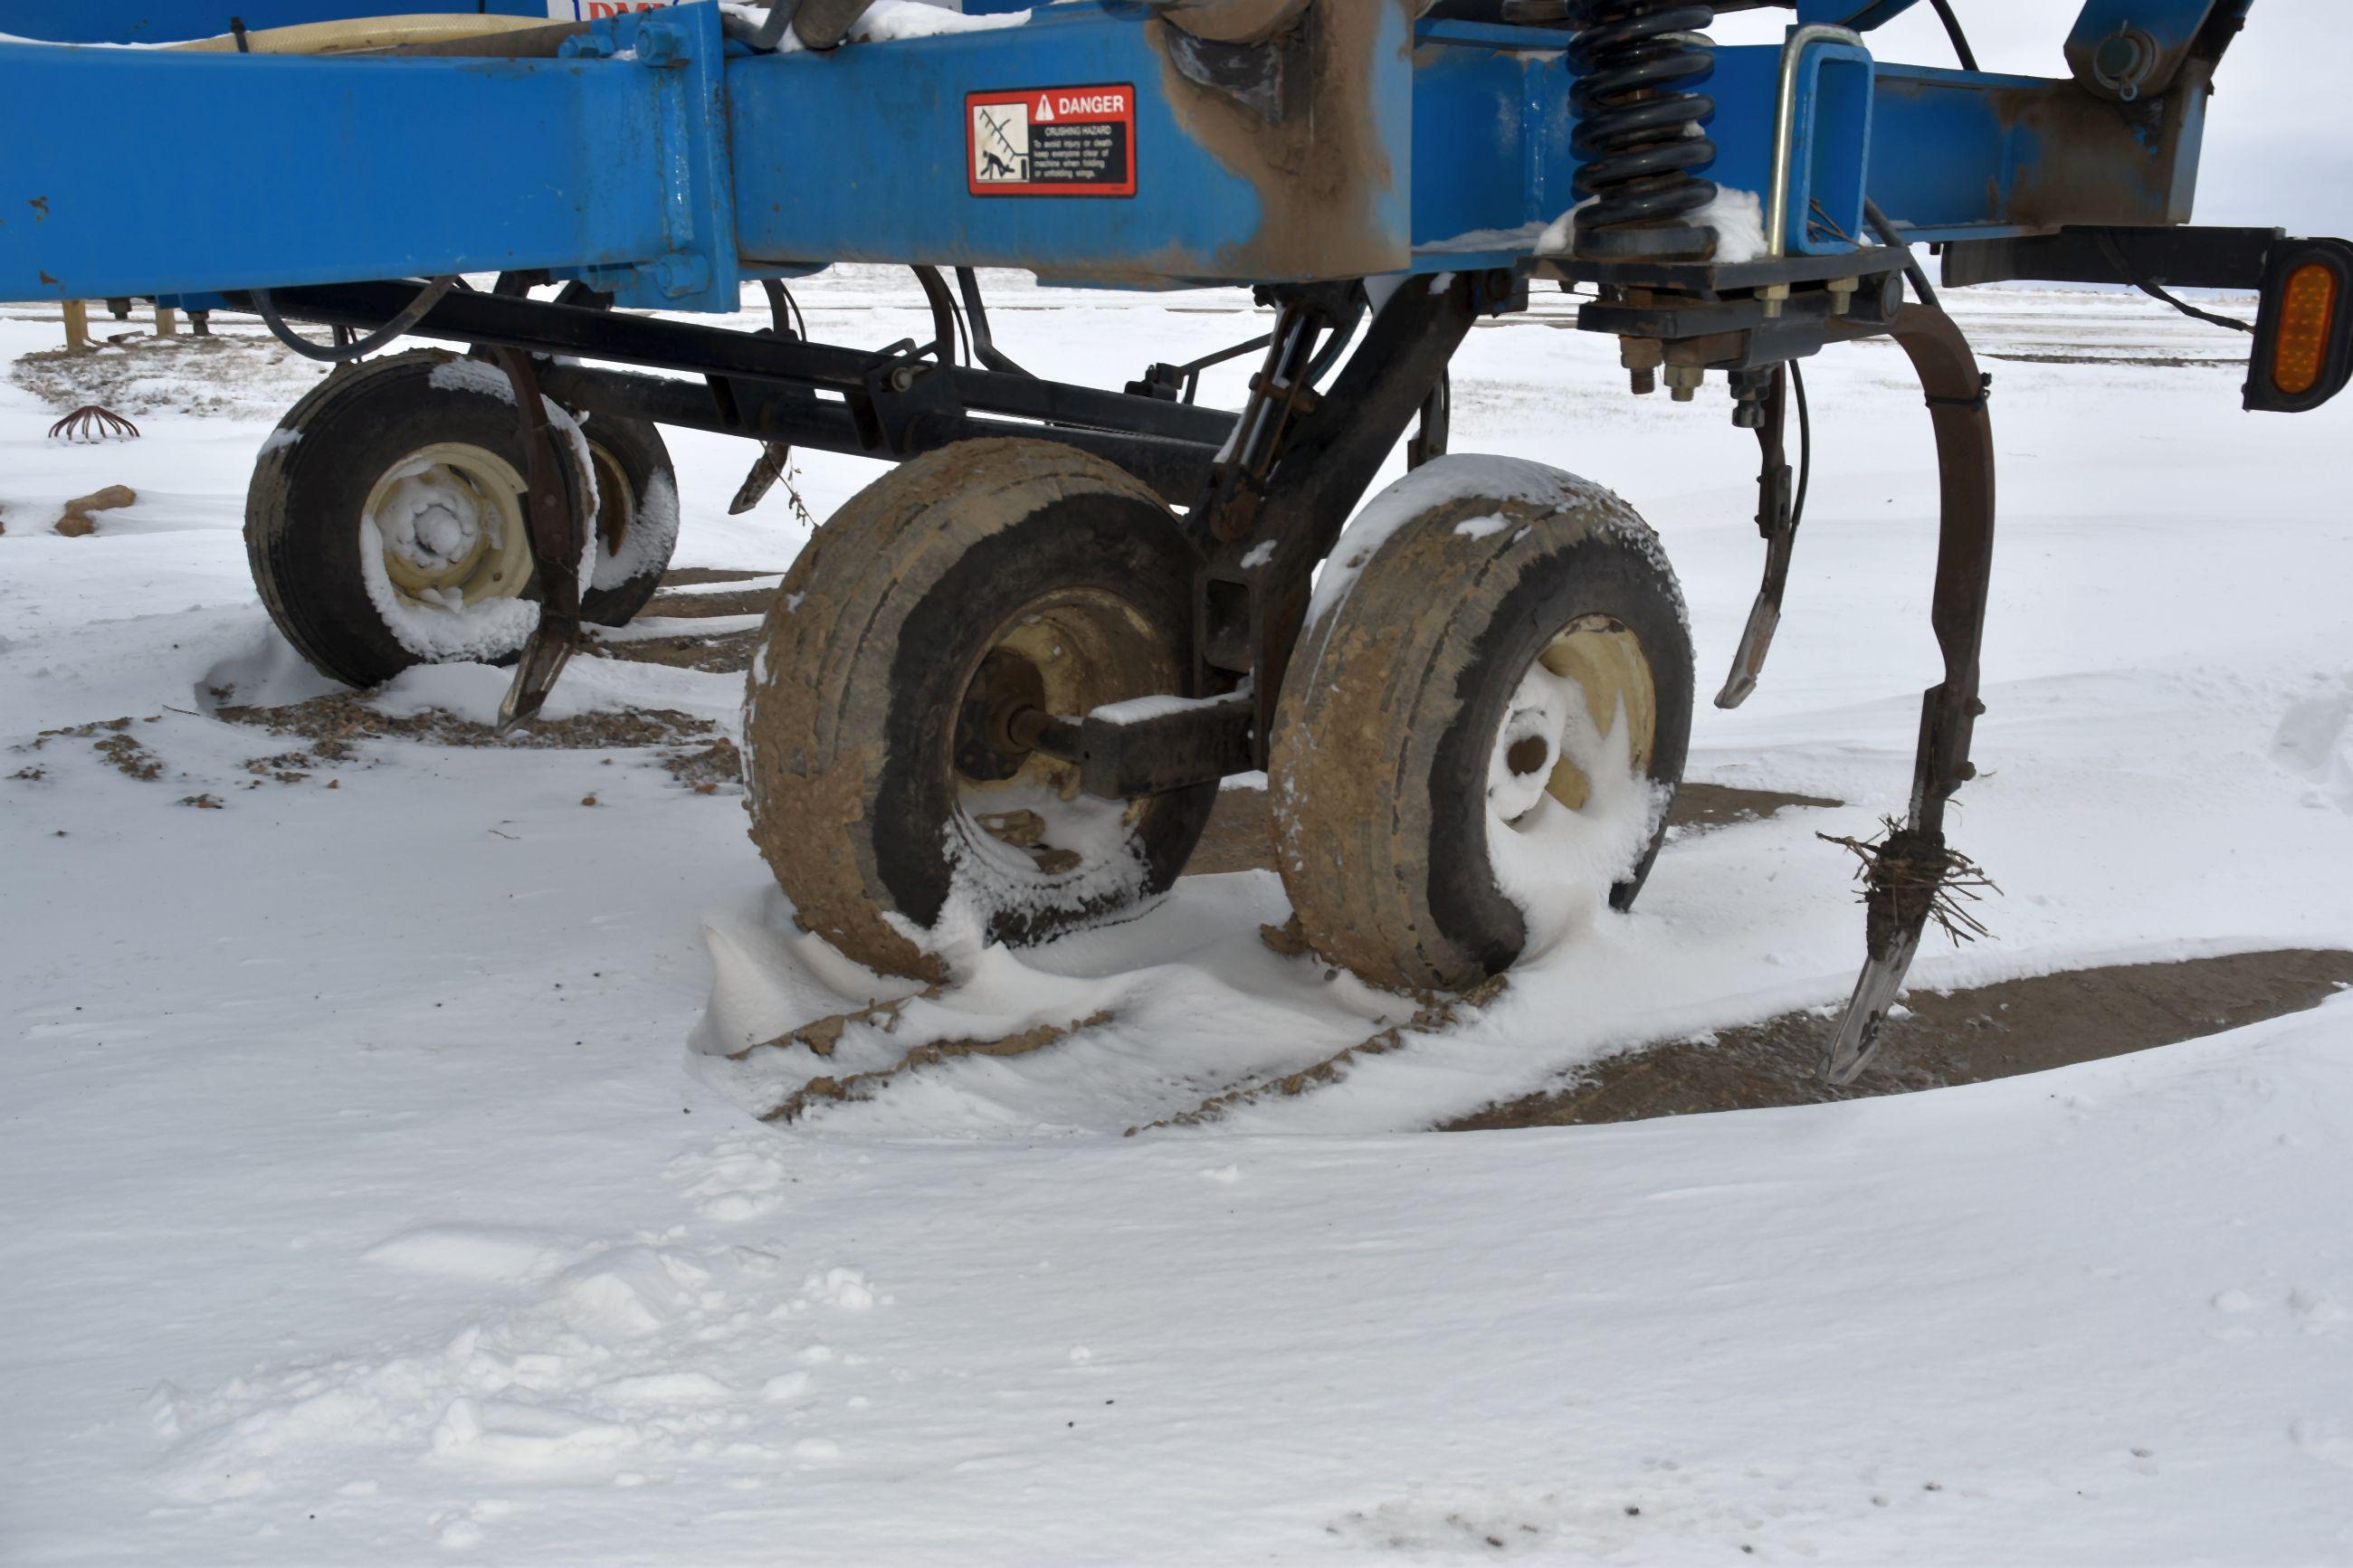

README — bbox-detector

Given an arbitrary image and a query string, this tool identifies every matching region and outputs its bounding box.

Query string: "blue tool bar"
[0,1,2225,303]
[0,3,737,308]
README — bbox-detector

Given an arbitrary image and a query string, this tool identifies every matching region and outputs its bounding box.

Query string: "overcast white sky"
[1709,0,2351,238]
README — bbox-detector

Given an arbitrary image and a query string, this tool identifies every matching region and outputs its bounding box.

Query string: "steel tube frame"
[252,280,1237,466]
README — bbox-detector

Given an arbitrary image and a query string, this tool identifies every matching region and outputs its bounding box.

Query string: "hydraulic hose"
[249,275,460,364]
[1862,197,1939,313]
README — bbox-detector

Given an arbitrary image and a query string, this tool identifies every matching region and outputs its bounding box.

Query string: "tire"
[573,413,681,628]
[243,351,670,688]
[743,439,1217,983]
[1270,456,1694,993]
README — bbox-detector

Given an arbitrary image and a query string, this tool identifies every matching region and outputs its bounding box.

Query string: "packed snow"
[4,274,2353,1563]
[1538,186,1769,265]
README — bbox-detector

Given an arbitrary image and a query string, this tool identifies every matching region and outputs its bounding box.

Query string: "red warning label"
[967,85,1137,199]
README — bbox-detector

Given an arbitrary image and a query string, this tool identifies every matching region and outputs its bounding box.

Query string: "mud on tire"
[1270,456,1695,993]
[743,439,1217,983]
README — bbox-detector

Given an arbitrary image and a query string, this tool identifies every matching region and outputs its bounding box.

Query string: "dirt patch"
[1130,976,1509,1136]
[1184,781,1841,878]
[758,1009,1119,1126]
[658,737,745,795]
[14,716,169,780]
[1985,352,2242,369]
[92,734,163,780]
[591,572,772,673]
[658,568,777,590]
[640,589,777,621]
[586,630,758,675]
[1445,949,2353,1132]
[1671,782,1842,831]
[216,691,715,754]
[10,332,316,421]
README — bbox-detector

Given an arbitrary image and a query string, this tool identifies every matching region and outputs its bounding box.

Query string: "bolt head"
[637,21,687,67]
[652,252,710,299]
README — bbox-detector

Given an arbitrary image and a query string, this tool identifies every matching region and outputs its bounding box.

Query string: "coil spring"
[1565,0,1720,258]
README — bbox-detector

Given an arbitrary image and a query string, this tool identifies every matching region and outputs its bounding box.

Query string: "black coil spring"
[1566,1,1720,247]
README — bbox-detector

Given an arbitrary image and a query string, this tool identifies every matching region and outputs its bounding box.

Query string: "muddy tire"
[244,351,667,688]
[1270,456,1693,993]
[744,439,1216,982]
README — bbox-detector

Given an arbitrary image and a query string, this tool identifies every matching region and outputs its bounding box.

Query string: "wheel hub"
[1488,613,1657,828]
[364,442,535,608]
[949,588,1176,878]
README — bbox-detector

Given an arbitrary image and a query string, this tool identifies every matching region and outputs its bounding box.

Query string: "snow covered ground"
[4,276,2352,1563]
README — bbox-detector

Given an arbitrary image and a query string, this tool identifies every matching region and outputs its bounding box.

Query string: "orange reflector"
[2272,261,2339,396]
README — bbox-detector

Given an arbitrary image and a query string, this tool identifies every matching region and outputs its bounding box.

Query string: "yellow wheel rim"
[361,442,535,610]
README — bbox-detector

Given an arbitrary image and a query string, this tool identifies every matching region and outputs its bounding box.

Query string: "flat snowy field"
[4,276,2352,1565]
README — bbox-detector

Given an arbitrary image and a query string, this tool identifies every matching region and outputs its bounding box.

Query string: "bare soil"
[10,331,316,421]
[586,571,779,674]
[654,569,777,590]
[215,690,716,754]
[1446,949,2353,1132]
[586,630,760,674]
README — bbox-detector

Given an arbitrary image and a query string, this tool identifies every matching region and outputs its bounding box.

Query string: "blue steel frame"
[0,0,2262,305]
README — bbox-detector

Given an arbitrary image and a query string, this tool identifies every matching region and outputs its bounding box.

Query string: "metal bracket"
[1078,693,1258,800]
[557,5,738,314]
[1716,366,1799,709]
[1189,274,1491,761]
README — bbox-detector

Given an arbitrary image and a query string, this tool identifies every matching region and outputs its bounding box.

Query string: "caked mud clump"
[1448,948,2353,1130]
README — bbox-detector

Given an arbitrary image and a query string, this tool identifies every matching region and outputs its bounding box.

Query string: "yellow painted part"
[168,14,550,54]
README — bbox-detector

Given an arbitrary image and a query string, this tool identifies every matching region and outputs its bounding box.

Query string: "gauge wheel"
[744,439,1217,983]
[1270,455,1694,993]
[244,351,670,687]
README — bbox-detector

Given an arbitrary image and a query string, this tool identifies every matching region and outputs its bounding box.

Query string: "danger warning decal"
[967,85,1138,199]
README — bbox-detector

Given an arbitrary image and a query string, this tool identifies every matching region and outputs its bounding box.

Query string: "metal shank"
[1819,302,1997,1082]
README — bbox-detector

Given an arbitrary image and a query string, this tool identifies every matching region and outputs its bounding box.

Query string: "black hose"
[2097,233,2253,333]
[1862,196,1937,312]
[1789,358,1811,535]
[1926,0,1977,71]
[250,275,459,363]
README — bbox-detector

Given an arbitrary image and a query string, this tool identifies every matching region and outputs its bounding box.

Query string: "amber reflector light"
[2272,261,2339,396]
